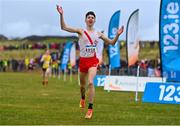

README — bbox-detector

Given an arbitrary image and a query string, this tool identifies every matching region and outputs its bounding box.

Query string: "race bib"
[85,45,96,54]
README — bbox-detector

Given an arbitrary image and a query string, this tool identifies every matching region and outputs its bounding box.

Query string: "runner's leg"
[80,72,87,100]
[87,67,97,106]
[85,67,97,119]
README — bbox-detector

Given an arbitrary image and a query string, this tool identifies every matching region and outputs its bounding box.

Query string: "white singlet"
[78,29,103,58]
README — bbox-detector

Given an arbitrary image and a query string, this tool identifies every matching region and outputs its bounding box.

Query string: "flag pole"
[135,65,140,102]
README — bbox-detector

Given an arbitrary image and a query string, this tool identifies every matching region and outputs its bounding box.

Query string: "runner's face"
[85,15,95,27]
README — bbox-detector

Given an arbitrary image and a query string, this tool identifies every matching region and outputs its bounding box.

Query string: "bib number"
[85,45,96,53]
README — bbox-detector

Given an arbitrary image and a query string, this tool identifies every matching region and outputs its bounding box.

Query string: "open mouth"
[89,20,93,24]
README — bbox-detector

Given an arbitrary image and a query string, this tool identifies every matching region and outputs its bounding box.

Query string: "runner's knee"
[80,79,86,87]
[88,83,94,87]
[80,84,86,89]
[88,78,94,84]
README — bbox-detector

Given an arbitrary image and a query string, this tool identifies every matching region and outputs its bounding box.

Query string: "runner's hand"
[56,5,63,15]
[117,26,124,35]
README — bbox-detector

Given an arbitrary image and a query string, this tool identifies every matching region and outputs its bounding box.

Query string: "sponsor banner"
[160,0,180,81]
[126,9,139,66]
[60,42,73,70]
[142,82,180,104]
[70,43,76,67]
[166,71,180,82]
[93,75,107,87]
[108,10,121,68]
[104,76,165,92]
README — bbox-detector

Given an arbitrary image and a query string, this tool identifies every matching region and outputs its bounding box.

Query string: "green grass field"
[0,72,180,125]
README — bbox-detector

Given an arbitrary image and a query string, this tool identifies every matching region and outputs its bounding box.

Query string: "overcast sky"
[0,0,160,40]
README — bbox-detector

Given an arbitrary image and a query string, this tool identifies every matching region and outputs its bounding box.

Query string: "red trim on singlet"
[83,30,96,57]
[84,30,94,45]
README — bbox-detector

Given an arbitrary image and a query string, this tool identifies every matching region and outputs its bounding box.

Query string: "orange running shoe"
[85,109,93,119]
[79,99,85,108]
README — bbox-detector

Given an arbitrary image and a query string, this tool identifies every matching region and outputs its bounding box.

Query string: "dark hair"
[85,11,96,18]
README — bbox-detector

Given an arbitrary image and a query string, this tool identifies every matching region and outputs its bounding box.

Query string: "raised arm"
[56,5,81,34]
[99,26,124,45]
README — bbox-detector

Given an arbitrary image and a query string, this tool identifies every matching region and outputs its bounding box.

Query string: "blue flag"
[160,0,180,82]
[61,41,73,70]
[108,10,121,69]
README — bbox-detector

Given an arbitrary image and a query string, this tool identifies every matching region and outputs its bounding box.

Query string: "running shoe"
[79,99,85,108]
[85,109,93,119]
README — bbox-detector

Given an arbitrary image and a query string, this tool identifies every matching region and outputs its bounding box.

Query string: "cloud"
[2,20,159,41]
[2,20,75,39]
[2,20,31,38]
[140,23,159,41]
[1,0,160,40]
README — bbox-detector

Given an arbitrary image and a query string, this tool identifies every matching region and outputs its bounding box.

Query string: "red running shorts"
[79,56,99,73]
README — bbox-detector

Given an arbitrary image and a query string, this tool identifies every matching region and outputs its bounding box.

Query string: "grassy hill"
[0,36,160,61]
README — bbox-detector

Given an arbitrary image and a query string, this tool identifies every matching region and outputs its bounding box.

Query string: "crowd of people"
[0,42,71,51]
[0,55,161,77]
